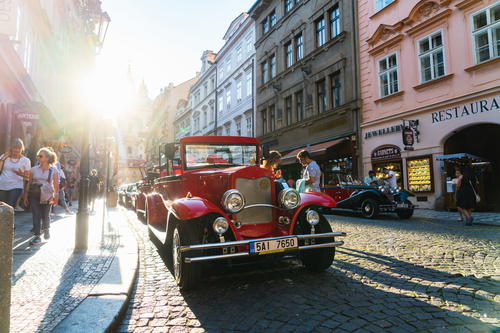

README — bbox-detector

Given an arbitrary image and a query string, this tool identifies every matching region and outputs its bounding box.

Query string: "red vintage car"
[145,136,346,289]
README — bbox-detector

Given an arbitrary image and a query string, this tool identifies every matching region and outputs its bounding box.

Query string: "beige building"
[249,0,361,181]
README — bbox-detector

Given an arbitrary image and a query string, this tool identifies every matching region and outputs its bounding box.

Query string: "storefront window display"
[406,156,434,193]
[323,157,352,185]
[371,145,404,188]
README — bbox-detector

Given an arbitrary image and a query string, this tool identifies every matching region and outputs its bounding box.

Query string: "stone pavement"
[10,201,138,333]
[413,209,500,227]
[116,208,500,333]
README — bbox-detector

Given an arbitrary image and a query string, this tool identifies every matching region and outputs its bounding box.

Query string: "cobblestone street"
[116,209,500,333]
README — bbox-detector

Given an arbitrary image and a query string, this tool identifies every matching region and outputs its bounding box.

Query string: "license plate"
[249,237,298,255]
[397,203,409,208]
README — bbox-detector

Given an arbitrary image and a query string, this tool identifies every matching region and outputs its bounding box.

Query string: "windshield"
[184,144,258,169]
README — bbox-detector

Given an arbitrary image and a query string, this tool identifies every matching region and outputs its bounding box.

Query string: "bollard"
[0,202,14,333]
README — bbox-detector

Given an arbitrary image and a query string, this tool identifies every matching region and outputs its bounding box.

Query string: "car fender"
[289,192,336,232]
[336,189,387,208]
[136,193,146,211]
[146,193,168,226]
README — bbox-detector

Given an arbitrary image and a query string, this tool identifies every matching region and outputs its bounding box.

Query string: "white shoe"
[15,206,25,212]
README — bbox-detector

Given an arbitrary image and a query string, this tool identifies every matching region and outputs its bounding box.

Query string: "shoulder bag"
[469,180,480,203]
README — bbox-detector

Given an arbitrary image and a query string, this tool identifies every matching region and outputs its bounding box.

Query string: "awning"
[280,138,346,165]
[436,153,487,163]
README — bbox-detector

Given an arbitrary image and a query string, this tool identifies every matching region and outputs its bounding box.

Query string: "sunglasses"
[37,154,45,158]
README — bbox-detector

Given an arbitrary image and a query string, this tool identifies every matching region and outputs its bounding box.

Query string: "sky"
[97,0,256,98]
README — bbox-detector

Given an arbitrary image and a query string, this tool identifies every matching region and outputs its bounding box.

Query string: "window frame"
[236,80,242,102]
[270,54,277,78]
[316,16,326,47]
[330,5,341,38]
[375,0,394,12]
[262,61,269,84]
[470,2,500,64]
[295,90,304,121]
[377,51,400,98]
[285,41,293,68]
[416,29,446,83]
[246,71,253,97]
[316,79,327,113]
[295,33,304,60]
[331,71,342,108]
[270,10,277,27]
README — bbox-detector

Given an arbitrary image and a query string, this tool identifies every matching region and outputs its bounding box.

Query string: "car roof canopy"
[180,136,260,145]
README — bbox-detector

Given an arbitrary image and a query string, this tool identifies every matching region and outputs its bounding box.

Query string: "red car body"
[145,136,346,289]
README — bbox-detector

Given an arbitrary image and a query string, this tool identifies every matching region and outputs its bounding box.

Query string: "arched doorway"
[444,123,500,211]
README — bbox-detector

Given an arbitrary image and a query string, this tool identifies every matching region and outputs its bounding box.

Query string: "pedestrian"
[455,167,477,226]
[296,150,321,192]
[452,171,464,222]
[382,167,398,189]
[89,169,101,212]
[261,150,282,178]
[0,138,31,210]
[364,170,379,186]
[23,148,59,244]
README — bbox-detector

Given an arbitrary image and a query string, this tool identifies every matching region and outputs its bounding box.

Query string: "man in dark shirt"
[88,169,101,212]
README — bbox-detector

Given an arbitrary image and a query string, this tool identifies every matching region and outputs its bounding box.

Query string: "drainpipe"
[252,58,255,137]
[352,0,362,179]
[214,66,218,136]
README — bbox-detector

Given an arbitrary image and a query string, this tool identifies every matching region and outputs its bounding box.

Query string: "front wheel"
[171,223,202,290]
[361,198,379,219]
[298,214,335,272]
[396,200,414,219]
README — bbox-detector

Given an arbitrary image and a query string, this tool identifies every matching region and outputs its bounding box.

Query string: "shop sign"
[60,146,73,154]
[364,125,402,139]
[431,95,500,124]
[371,145,401,161]
[0,0,17,36]
[16,112,39,122]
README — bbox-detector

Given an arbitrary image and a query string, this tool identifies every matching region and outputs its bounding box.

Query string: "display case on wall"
[406,155,434,193]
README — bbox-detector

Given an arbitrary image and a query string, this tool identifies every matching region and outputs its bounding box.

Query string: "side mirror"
[262,145,270,160]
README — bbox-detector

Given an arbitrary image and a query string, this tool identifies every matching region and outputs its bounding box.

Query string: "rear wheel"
[361,198,379,219]
[171,223,202,290]
[298,213,335,272]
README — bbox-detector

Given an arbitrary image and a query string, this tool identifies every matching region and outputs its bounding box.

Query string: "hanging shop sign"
[15,112,39,122]
[0,0,18,36]
[371,145,401,161]
[402,126,414,150]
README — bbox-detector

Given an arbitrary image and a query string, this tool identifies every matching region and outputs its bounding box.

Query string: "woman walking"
[455,167,477,226]
[0,139,31,210]
[23,148,59,244]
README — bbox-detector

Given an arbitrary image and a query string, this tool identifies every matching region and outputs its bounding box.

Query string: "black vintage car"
[322,175,415,219]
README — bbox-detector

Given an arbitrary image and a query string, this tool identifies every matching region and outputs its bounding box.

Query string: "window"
[194,116,200,132]
[270,10,277,27]
[262,110,268,134]
[218,95,224,112]
[269,105,276,131]
[317,80,327,113]
[246,35,253,53]
[210,105,214,122]
[295,33,304,60]
[378,53,399,97]
[316,17,326,47]
[236,45,242,62]
[418,31,445,83]
[236,120,241,136]
[203,111,207,128]
[330,5,340,38]
[225,126,230,136]
[236,80,242,101]
[262,61,269,83]
[227,57,232,72]
[471,3,500,64]
[375,0,394,12]
[331,72,342,108]
[246,116,252,136]
[285,41,293,68]
[270,54,277,78]
[210,77,215,90]
[220,66,224,80]
[226,90,231,109]
[276,107,283,128]
[262,19,269,34]
[246,72,253,97]
[285,96,293,126]
[285,0,293,13]
[203,83,208,97]
[295,90,304,121]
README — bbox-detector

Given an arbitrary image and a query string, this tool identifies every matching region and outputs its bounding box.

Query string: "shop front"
[362,92,500,210]
[279,136,357,186]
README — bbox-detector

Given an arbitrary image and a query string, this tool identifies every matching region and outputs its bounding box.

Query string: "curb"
[52,210,139,333]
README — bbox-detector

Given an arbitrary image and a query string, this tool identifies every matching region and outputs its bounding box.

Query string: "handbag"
[29,168,53,203]
[469,180,480,203]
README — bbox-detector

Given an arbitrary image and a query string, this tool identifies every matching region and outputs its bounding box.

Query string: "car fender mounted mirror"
[165,143,176,160]
[261,144,270,164]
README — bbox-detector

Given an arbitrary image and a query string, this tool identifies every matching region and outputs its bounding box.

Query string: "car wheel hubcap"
[364,204,372,213]
[172,229,181,279]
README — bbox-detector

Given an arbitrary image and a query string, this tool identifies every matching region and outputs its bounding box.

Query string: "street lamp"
[75,8,111,252]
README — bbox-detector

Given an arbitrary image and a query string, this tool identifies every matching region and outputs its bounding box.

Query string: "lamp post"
[75,9,111,252]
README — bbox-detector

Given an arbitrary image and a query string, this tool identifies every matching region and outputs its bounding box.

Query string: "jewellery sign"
[0,0,17,37]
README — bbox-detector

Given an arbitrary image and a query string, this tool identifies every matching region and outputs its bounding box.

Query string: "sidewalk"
[413,208,500,227]
[10,201,138,333]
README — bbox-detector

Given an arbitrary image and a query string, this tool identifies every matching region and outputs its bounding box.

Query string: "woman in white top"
[23,147,59,245]
[0,138,31,209]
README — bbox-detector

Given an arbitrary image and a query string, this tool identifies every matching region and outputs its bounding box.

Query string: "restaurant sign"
[371,145,401,161]
[431,95,499,124]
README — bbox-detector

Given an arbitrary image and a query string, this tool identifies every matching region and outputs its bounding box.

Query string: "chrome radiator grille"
[235,177,273,224]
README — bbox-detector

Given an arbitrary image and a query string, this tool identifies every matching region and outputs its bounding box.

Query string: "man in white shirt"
[297,150,321,192]
[382,167,398,189]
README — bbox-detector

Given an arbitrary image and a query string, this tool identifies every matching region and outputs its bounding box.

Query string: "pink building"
[358,0,500,210]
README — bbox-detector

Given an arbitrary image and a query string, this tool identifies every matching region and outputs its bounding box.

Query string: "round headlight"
[213,217,229,234]
[222,189,245,213]
[306,210,320,226]
[279,188,301,209]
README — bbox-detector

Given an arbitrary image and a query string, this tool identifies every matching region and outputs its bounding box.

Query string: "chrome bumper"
[180,232,346,263]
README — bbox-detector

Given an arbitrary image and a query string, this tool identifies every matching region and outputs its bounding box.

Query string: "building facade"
[358,0,500,210]
[215,13,256,137]
[250,0,361,182]
[189,51,217,136]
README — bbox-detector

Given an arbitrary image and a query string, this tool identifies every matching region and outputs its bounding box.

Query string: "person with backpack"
[23,147,59,245]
